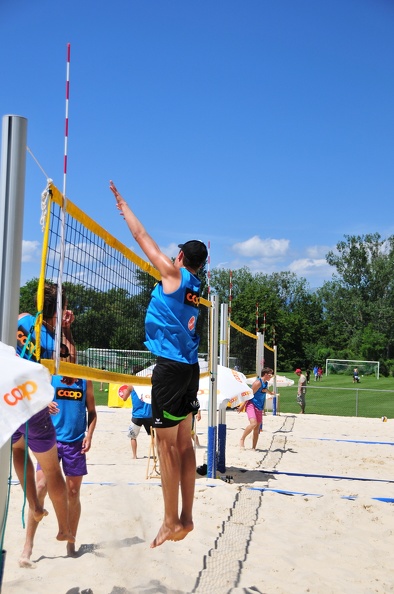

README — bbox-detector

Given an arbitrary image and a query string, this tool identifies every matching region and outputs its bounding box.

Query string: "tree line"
[19,233,394,376]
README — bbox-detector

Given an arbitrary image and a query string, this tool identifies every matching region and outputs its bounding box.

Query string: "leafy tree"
[19,278,39,313]
[322,233,394,361]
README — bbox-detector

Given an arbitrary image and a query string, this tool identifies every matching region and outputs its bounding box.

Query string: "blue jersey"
[250,378,267,411]
[51,376,87,443]
[144,268,201,364]
[130,389,152,419]
[16,314,55,362]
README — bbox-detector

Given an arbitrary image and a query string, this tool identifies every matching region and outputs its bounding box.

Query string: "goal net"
[325,359,380,379]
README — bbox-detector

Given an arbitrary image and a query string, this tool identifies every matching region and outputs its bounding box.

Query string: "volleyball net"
[32,179,274,387]
[34,180,210,384]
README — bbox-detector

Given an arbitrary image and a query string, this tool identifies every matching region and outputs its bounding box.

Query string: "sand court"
[2,406,394,593]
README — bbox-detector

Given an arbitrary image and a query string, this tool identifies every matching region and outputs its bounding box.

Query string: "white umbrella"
[0,341,54,448]
[197,365,254,410]
[269,375,294,387]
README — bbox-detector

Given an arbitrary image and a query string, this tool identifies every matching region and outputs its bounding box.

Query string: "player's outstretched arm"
[109,180,179,286]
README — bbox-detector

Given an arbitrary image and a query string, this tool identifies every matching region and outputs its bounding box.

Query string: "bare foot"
[173,518,194,542]
[18,556,36,569]
[19,543,35,569]
[32,507,48,523]
[57,531,75,543]
[150,521,189,548]
[239,440,245,449]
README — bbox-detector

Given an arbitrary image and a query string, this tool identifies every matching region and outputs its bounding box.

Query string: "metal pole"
[0,115,27,343]
[219,303,228,366]
[207,294,219,479]
[256,332,264,376]
[217,302,228,473]
[0,114,27,589]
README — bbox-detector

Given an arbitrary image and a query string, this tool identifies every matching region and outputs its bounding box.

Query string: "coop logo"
[231,371,243,384]
[16,329,36,359]
[3,381,38,406]
[56,388,83,401]
[184,289,200,308]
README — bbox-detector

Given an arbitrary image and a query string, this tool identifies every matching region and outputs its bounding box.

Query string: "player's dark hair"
[35,282,66,319]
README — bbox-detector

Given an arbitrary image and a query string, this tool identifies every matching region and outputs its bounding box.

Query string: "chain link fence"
[277,385,394,418]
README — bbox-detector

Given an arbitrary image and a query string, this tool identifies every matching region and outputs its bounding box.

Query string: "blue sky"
[1,0,393,288]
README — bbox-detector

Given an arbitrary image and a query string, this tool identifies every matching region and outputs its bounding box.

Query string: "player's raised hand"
[109,180,128,217]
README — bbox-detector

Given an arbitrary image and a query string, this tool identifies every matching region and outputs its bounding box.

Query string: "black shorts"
[151,357,200,428]
[132,417,153,435]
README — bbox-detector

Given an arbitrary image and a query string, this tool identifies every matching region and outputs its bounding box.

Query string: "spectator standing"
[295,368,307,414]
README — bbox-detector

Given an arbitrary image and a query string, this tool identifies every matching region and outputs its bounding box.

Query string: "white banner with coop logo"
[197,365,254,410]
[0,341,54,448]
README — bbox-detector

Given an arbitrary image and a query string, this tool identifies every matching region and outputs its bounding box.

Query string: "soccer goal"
[325,359,380,379]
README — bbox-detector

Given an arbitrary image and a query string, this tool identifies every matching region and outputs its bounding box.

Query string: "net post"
[0,114,27,590]
[207,294,219,479]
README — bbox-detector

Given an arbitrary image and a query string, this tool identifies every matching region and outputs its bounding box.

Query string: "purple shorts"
[37,441,87,477]
[245,400,263,426]
[12,408,56,454]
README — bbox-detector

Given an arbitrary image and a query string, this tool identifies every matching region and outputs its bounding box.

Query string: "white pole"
[217,303,228,473]
[0,114,27,584]
[207,294,219,479]
[256,332,264,376]
[219,303,228,366]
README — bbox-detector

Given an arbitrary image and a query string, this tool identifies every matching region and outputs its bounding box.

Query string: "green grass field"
[274,372,394,418]
[92,372,394,418]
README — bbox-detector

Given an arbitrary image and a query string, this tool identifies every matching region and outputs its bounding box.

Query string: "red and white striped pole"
[55,43,71,371]
[63,43,71,196]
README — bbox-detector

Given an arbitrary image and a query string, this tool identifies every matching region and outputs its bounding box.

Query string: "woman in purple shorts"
[14,283,76,562]
[18,377,97,566]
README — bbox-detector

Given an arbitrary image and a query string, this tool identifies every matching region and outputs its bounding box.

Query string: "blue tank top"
[144,268,202,364]
[16,314,55,361]
[51,376,87,442]
[131,389,152,419]
[250,378,267,411]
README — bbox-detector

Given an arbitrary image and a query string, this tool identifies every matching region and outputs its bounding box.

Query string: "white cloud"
[161,242,179,259]
[22,240,40,262]
[288,258,332,277]
[232,236,290,258]
[305,245,333,259]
